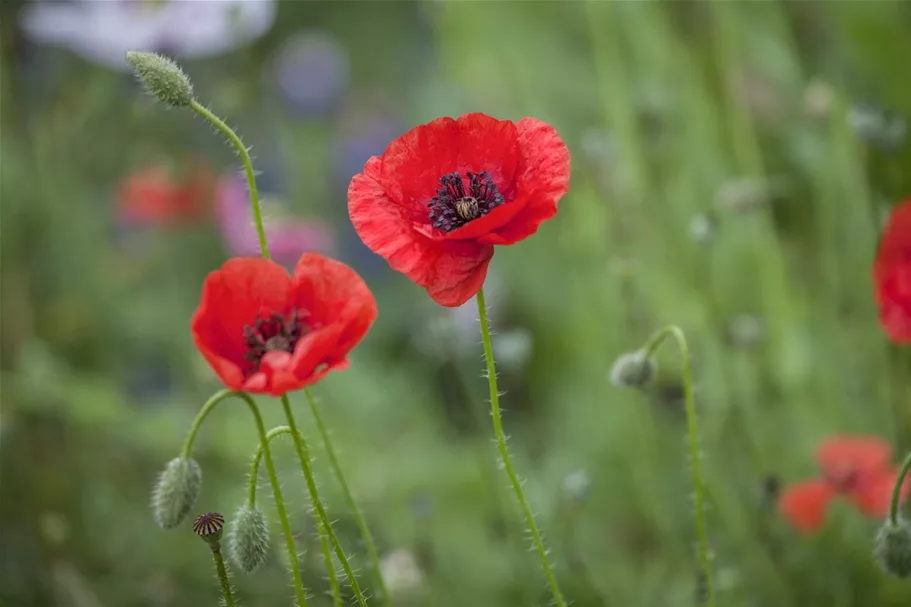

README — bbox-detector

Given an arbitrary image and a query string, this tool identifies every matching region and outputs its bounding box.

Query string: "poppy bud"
[228,506,271,574]
[151,457,202,529]
[609,350,657,389]
[125,50,194,107]
[874,517,911,578]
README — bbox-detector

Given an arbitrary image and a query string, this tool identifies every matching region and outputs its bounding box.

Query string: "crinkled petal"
[378,117,459,211]
[454,113,519,196]
[349,158,493,307]
[191,258,293,375]
[874,200,911,343]
[778,479,836,534]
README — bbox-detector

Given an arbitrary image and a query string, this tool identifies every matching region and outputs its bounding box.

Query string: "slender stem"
[182,391,308,606]
[188,99,269,259]
[210,544,236,607]
[305,388,390,605]
[890,452,911,526]
[249,426,292,507]
[280,395,370,607]
[475,287,566,607]
[640,325,715,607]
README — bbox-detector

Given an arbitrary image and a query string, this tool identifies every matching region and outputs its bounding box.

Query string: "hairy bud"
[875,517,911,578]
[151,457,202,529]
[609,350,657,389]
[125,50,194,107]
[228,506,271,574]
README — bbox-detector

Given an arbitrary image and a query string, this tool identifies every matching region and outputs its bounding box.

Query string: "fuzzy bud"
[193,512,225,547]
[609,350,657,389]
[125,50,194,107]
[151,457,202,529]
[228,506,271,573]
[874,517,911,578]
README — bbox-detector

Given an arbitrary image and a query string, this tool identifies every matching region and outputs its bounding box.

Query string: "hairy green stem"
[210,543,236,607]
[640,325,715,607]
[281,395,370,607]
[188,99,269,259]
[475,287,566,607]
[182,390,308,606]
[305,388,390,605]
[890,452,911,526]
[249,426,293,507]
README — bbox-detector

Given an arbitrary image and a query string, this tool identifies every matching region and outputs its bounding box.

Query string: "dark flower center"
[826,467,860,493]
[427,171,505,233]
[243,308,311,370]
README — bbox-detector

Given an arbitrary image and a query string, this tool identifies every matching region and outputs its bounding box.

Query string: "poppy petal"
[817,435,893,481]
[378,116,459,210]
[850,468,911,518]
[873,200,911,344]
[349,158,493,307]
[454,113,519,195]
[778,479,836,533]
[191,257,293,367]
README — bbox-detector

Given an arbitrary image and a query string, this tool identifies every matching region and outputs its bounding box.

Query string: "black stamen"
[243,308,311,372]
[427,171,505,233]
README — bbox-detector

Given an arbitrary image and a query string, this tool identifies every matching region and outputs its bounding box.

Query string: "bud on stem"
[125,50,194,107]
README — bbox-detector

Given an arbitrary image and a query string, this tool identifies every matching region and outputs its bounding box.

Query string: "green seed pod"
[228,506,271,574]
[151,457,202,529]
[609,350,657,389]
[875,517,911,578]
[125,50,194,107]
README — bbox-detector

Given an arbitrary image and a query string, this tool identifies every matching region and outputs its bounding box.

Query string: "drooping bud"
[193,512,226,547]
[151,457,202,529]
[609,350,657,389]
[125,50,194,107]
[874,517,911,578]
[228,506,271,574]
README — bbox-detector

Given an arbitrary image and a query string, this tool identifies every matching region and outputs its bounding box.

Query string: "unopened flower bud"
[125,50,194,107]
[874,517,911,578]
[193,512,225,546]
[609,350,657,389]
[151,457,202,529]
[228,506,271,573]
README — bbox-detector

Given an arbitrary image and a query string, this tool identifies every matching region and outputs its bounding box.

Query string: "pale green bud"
[609,350,657,389]
[874,517,911,578]
[228,506,271,574]
[151,457,202,529]
[125,50,194,107]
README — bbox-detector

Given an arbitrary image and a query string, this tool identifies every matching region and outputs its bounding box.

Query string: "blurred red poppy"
[117,161,214,226]
[348,112,570,307]
[778,435,909,533]
[874,199,911,343]
[191,253,377,396]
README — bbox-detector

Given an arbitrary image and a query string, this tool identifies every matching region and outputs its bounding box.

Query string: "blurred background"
[2,1,910,606]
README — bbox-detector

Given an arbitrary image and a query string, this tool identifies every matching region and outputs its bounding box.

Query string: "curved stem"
[280,395,370,607]
[248,426,292,507]
[188,99,269,259]
[182,390,308,606]
[305,388,390,605]
[475,287,566,607]
[210,544,236,607]
[640,325,715,607]
[890,451,911,526]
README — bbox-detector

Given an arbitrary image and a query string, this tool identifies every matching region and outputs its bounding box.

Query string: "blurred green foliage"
[2,1,910,606]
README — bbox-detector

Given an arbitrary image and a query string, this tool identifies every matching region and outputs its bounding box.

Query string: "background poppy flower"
[191,253,377,396]
[117,162,214,227]
[347,112,571,307]
[778,435,909,533]
[873,199,911,343]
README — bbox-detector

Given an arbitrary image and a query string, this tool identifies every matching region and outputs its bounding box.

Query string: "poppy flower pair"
[874,199,911,344]
[117,161,214,227]
[778,435,910,534]
[192,113,569,395]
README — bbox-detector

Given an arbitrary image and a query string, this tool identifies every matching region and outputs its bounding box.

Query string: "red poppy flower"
[191,253,377,396]
[778,435,910,533]
[117,161,214,226]
[874,199,911,343]
[347,112,570,307]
